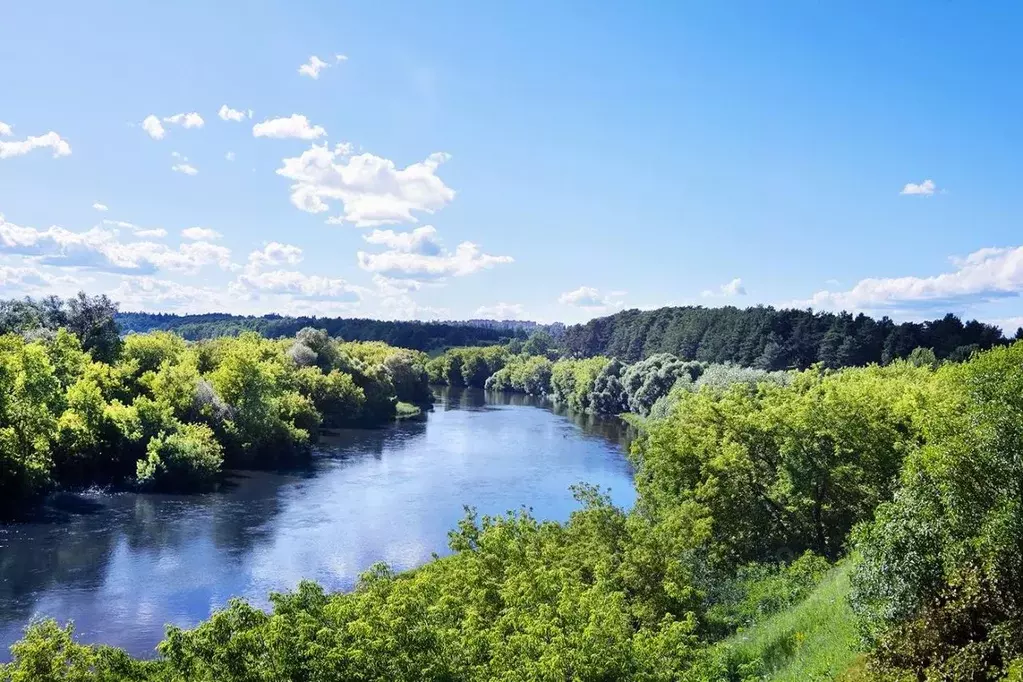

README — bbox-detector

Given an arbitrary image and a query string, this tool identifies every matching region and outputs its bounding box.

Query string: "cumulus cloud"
[165,112,204,128]
[0,264,51,289]
[182,227,221,241]
[800,244,1023,312]
[277,144,455,226]
[0,130,72,159]
[701,277,747,297]
[233,269,360,300]
[0,122,11,136]
[233,240,358,301]
[474,302,525,320]
[142,112,204,140]
[0,214,233,275]
[994,317,1023,335]
[170,152,198,175]
[900,179,937,196]
[218,105,250,122]
[371,274,421,295]
[111,276,221,311]
[247,242,303,268]
[558,286,626,309]
[141,115,165,140]
[357,227,511,281]
[102,219,139,230]
[252,114,326,140]
[92,202,109,212]
[135,228,168,238]
[362,226,442,255]
[298,55,342,79]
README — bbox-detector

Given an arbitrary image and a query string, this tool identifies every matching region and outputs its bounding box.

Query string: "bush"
[136,422,224,491]
[851,343,1023,679]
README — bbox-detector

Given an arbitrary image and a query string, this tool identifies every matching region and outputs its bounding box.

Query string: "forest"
[4,294,1023,680]
[0,294,431,515]
[559,305,1013,368]
[114,311,527,351]
[115,305,1014,371]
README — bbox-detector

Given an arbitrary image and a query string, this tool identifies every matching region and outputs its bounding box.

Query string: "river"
[0,387,635,659]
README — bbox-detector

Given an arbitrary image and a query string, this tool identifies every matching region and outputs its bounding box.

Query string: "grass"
[706,560,864,681]
[395,401,422,419]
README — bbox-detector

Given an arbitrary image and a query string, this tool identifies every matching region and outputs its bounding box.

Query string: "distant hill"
[559,305,1012,369]
[116,305,1015,370]
[115,312,528,352]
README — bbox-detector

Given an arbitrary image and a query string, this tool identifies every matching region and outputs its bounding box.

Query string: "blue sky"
[2,1,1022,328]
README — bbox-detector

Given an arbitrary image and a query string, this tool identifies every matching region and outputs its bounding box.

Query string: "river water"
[0,388,635,659]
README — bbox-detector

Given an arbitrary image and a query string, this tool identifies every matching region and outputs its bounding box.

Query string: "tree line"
[559,305,1014,368]
[0,295,431,515]
[117,304,1017,372]
[115,311,527,352]
[8,340,1023,679]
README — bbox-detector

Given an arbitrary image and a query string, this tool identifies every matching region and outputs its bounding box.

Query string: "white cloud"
[800,244,1023,312]
[474,302,525,320]
[142,115,165,140]
[102,219,140,230]
[164,112,204,128]
[373,295,447,320]
[362,226,442,255]
[0,131,72,159]
[371,274,421,295]
[142,112,204,140]
[298,55,330,79]
[135,228,168,238]
[231,239,358,302]
[357,227,512,281]
[225,151,236,161]
[111,276,221,311]
[92,202,109,212]
[218,105,250,122]
[247,242,303,268]
[0,264,50,288]
[252,114,326,140]
[335,54,348,63]
[233,268,360,300]
[277,144,455,226]
[0,122,11,136]
[558,286,626,309]
[170,153,198,175]
[0,214,233,275]
[182,227,221,241]
[701,277,747,298]
[994,317,1023,335]
[900,179,937,196]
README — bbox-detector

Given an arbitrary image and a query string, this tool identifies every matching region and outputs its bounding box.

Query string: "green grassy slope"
[704,561,864,681]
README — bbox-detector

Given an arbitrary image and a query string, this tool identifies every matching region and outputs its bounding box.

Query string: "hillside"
[115,312,527,352]
[560,305,1013,368]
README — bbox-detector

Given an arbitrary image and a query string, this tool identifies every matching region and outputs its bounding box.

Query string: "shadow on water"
[0,386,635,659]
[436,385,636,451]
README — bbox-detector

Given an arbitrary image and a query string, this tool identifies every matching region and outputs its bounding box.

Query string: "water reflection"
[0,388,634,659]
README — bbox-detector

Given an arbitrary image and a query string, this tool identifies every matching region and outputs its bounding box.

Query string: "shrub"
[136,422,223,491]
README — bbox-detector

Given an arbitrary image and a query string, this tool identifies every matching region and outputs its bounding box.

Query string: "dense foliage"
[432,344,792,421]
[6,297,1023,680]
[0,299,430,514]
[560,306,1010,368]
[116,311,526,351]
[850,342,1023,679]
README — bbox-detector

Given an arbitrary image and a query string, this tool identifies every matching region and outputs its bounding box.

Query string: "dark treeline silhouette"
[115,312,527,351]
[560,306,1014,369]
